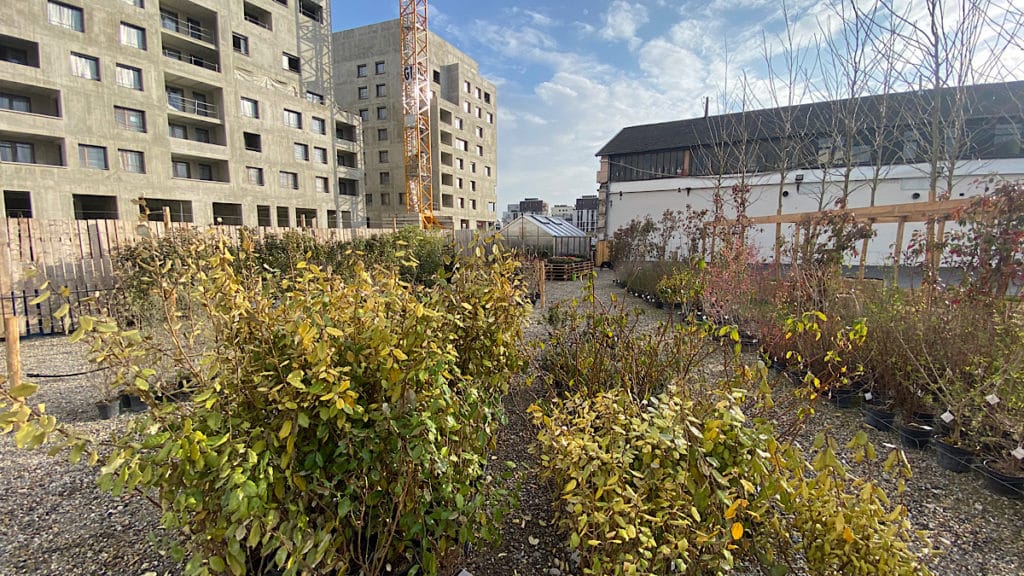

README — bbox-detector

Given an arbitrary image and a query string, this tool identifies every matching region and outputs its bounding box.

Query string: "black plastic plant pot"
[862,406,896,433]
[96,399,120,420]
[827,387,862,409]
[932,438,974,473]
[979,460,1024,499]
[897,421,934,450]
[119,393,148,413]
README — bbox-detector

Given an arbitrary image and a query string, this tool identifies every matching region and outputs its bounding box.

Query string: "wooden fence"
[0,217,394,337]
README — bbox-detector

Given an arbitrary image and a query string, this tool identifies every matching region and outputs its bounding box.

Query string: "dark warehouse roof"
[596,81,1024,157]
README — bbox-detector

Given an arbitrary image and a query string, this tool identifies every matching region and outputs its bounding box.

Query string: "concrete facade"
[331,20,498,229]
[0,0,364,227]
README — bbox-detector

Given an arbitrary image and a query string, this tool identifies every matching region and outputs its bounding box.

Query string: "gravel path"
[2,269,1022,576]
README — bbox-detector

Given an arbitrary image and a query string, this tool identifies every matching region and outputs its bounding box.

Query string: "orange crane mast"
[399,0,438,229]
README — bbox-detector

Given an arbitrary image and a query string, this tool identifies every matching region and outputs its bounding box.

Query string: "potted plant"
[973,319,1024,498]
[929,374,982,473]
[93,372,122,420]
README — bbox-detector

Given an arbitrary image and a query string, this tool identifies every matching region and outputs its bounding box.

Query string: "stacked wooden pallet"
[544,259,593,281]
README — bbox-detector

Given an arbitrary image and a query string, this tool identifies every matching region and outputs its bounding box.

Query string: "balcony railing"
[160,14,215,44]
[167,94,218,118]
[162,49,220,72]
[244,13,271,30]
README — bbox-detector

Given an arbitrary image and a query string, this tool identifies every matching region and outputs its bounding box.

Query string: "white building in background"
[596,81,1024,266]
[551,204,574,221]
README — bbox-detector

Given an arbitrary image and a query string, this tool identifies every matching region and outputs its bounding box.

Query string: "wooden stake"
[858,220,874,280]
[893,217,906,285]
[537,260,546,308]
[5,316,20,388]
[774,221,783,280]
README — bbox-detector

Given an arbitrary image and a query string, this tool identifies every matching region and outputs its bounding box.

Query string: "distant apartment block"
[0,0,363,227]
[518,197,547,216]
[574,194,598,234]
[331,19,497,229]
[550,204,573,221]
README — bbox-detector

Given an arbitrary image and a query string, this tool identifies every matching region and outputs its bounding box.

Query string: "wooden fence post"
[537,260,546,308]
[892,217,907,286]
[5,316,20,388]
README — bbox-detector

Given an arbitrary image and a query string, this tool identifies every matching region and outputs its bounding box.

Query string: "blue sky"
[329,1,1024,211]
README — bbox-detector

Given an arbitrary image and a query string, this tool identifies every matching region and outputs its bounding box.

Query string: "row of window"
[48,1,310,76]
[364,192,482,211]
[357,84,387,99]
[0,138,336,186]
[463,80,493,105]
[241,166,331,193]
[355,61,385,77]
[3,191,348,229]
[0,140,144,173]
[239,97,328,134]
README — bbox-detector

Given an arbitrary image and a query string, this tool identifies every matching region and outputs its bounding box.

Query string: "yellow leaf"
[731,522,744,540]
[564,478,577,492]
[325,327,344,337]
[29,291,51,306]
[843,526,854,543]
[278,420,292,439]
[53,303,70,319]
[393,348,408,361]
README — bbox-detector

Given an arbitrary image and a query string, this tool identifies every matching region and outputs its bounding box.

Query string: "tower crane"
[399,0,438,228]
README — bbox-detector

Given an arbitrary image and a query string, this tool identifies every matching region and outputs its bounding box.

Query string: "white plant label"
[864,392,873,401]
[940,411,955,423]
[1013,447,1024,461]
[985,393,1000,406]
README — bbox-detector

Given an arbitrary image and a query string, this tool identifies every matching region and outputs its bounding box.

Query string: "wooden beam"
[727,198,971,226]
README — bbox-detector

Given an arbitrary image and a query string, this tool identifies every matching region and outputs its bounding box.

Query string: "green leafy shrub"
[3,229,526,576]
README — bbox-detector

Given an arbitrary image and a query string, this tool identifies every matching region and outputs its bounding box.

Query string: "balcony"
[170,154,229,183]
[337,166,363,181]
[163,48,220,73]
[160,11,215,45]
[336,150,357,168]
[337,177,360,197]
[0,34,40,68]
[0,131,65,167]
[243,2,272,30]
[167,93,218,119]
[169,132,228,160]
[299,0,324,23]
[0,81,61,117]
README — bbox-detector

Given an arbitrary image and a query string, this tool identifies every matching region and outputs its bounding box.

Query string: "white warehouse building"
[596,81,1024,267]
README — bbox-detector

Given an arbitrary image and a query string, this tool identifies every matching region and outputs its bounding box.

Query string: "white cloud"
[462,0,1024,210]
[599,0,649,50]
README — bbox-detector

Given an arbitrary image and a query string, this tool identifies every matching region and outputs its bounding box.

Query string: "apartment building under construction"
[0,0,364,227]
[331,19,498,229]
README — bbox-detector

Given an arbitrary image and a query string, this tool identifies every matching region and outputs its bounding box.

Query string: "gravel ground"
[1,269,1022,576]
